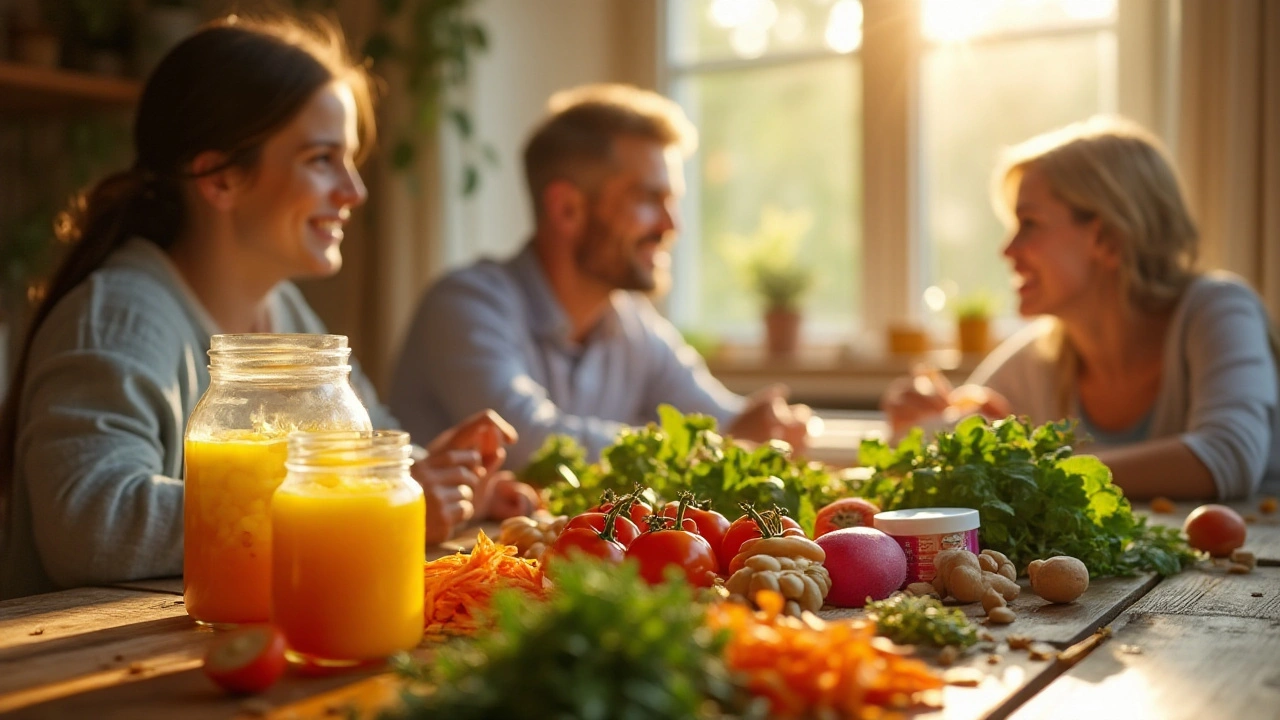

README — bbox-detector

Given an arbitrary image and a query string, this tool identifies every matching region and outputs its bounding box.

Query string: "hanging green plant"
[362,0,496,194]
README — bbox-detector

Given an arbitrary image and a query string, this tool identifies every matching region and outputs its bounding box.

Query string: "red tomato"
[626,528,718,587]
[203,625,288,695]
[589,500,653,529]
[661,502,731,566]
[565,512,641,547]
[1183,504,1247,557]
[814,498,881,537]
[548,527,627,563]
[719,514,804,574]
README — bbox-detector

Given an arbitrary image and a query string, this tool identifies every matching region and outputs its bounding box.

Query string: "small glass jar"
[271,430,425,665]
[183,334,372,625]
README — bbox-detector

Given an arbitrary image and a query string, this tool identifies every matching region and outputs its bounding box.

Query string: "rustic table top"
[2,502,1277,720]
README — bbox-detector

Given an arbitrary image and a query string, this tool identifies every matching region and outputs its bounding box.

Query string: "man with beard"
[391,84,810,468]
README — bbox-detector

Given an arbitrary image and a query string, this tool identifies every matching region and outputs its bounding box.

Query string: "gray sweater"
[0,239,393,599]
[968,272,1279,499]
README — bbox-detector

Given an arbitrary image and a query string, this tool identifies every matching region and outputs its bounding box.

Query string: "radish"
[815,527,908,607]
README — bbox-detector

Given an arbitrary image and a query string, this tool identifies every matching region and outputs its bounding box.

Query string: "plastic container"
[873,508,981,585]
[271,430,425,665]
[183,334,372,625]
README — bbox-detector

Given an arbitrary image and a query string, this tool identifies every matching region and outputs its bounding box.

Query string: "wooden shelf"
[0,61,141,113]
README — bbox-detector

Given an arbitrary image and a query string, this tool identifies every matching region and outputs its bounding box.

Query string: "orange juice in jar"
[272,431,425,664]
[183,334,372,626]
[183,435,287,624]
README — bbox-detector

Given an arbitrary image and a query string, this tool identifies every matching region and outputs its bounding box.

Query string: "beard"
[574,212,665,292]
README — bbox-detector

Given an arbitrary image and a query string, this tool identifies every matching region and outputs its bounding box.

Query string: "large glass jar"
[271,430,425,665]
[183,334,372,625]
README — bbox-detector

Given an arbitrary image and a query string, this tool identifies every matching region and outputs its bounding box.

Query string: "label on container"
[891,528,981,585]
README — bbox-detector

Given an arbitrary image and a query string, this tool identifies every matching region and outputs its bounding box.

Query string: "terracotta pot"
[957,317,990,354]
[887,323,929,355]
[764,309,801,358]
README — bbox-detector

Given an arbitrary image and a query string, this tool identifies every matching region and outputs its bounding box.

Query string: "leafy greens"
[525,405,846,534]
[852,415,1196,577]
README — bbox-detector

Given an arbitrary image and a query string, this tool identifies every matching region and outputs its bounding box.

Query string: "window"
[662,0,1120,347]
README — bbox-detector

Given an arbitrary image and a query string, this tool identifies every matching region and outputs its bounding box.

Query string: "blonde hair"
[523,83,697,214]
[993,117,1200,414]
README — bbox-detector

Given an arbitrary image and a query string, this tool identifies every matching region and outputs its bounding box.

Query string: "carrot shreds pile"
[706,591,945,719]
[423,530,547,638]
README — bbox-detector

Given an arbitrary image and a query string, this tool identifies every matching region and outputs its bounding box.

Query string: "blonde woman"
[883,117,1278,500]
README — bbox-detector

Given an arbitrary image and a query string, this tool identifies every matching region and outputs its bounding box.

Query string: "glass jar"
[183,334,372,625]
[271,430,425,665]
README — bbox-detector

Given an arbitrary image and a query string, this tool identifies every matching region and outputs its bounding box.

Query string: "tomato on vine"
[565,512,642,547]
[627,495,718,588]
[720,505,805,574]
[661,501,731,567]
[547,499,633,564]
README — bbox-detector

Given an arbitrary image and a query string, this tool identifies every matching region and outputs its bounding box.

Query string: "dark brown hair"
[522,83,696,216]
[0,14,375,500]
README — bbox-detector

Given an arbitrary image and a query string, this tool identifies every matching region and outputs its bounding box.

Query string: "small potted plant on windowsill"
[953,291,996,355]
[720,206,816,359]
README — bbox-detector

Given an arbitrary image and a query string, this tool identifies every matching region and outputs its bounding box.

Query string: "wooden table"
[3,502,1278,719]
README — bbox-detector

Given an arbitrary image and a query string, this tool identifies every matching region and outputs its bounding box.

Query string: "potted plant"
[721,207,816,359]
[953,291,996,354]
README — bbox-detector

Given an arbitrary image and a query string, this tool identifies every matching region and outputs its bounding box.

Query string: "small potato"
[906,582,939,598]
[949,566,987,603]
[987,606,1016,624]
[1030,556,1089,603]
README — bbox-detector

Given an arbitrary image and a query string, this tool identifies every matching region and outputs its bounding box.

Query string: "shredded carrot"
[707,591,945,719]
[423,530,547,638]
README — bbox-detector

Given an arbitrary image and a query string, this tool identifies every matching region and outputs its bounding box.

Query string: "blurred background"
[0,0,1276,409]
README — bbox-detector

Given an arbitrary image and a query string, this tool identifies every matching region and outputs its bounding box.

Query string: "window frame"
[657,0,1174,347]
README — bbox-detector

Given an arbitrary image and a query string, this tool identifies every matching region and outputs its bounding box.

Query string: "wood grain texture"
[1126,564,1280,620]
[0,587,188,649]
[1005,613,1280,720]
[821,574,1157,647]
[109,578,184,595]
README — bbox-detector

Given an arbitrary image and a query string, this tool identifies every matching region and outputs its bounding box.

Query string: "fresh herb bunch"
[527,405,846,534]
[381,558,755,720]
[865,594,979,648]
[854,416,1196,577]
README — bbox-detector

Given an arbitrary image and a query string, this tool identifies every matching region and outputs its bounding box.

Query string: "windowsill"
[706,343,984,410]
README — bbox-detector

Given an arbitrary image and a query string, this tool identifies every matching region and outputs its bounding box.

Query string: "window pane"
[918,31,1116,324]
[670,58,861,340]
[920,0,1115,43]
[668,0,864,66]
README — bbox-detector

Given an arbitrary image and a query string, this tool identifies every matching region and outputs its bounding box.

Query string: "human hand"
[481,472,542,521]
[725,384,812,453]
[413,457,477,546]
[418,410,519,544]
[426,409,518,520]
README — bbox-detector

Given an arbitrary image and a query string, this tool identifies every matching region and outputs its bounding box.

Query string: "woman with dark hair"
[0,15,527,600]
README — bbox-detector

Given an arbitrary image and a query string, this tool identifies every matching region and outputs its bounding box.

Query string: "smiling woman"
[0,13,524,601]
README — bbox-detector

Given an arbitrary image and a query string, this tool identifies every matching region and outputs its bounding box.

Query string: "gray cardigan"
[0,239,393,599]
[968,272,1279,499]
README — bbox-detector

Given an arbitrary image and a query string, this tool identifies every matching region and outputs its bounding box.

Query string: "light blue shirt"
[390,243,745,467]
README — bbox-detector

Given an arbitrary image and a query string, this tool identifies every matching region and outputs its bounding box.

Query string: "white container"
[873,508,981,585]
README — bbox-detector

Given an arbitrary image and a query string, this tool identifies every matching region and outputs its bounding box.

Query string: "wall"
[439,0,658,269]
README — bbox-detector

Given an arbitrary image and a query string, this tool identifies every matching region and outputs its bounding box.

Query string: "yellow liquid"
[183,437,288,624]
[271,476,425,662]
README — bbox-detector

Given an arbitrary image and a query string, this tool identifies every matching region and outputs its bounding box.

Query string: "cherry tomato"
[565,512,642,547]
[626,528,718,587]
[719,513,804,574]
[548,527,627,563]
[814,497,881,537]
[589,500,653,528]
[203,625,288,695]
[661,502,731,565]
[1183,504,1247,557]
